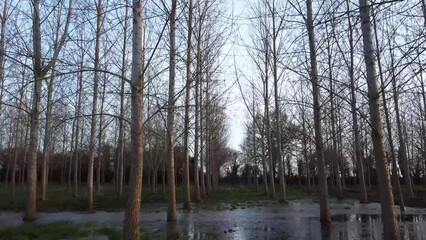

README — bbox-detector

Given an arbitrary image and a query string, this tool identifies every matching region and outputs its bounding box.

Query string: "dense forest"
[0,0,425,239]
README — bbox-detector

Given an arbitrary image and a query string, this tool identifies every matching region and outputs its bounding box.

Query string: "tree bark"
[306,0,331,226]
[0,0,8,124]
[193,10,202,201]
[73,57,83,198]
[87,0,102,210]
[25,0,73,221]
[123,0,145,239]
[117,0,129,199]
[359,1,399,239]
[264,45,275,199]
[182,0,193,210]
[326,24,342,198]
[373,22,405,212]
[196,15,206,198]
[270,0,286,203]
[390,45,414,198]
[166,0,178,222]
[346,0,367,203]
[96,72,107,192]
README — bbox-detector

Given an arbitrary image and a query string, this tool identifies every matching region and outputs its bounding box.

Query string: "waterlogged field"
[0,187,425,239]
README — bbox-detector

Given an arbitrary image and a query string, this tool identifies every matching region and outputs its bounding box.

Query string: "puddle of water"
[1,198,426,239]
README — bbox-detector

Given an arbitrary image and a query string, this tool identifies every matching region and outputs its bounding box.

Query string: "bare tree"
[117,0,130,198]
[24,0,73,222]
[166,0,178,222]
[345,0,367,203]
[41,1,66,201]
[123,0,145,238]
[183,0,193,210]
[87,0,104,210]
[358,0,399,238]
[306,0,330,226]
[0,0,8,119]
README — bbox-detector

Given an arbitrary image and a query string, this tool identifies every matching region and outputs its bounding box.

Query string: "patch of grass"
[0,185,312,212]
[0,221,151,240]
[0,221,90,240]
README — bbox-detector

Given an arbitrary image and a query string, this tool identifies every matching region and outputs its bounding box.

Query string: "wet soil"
[0,198,425,239]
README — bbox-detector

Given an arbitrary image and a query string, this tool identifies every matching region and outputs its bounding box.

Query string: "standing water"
[0,198,425,239]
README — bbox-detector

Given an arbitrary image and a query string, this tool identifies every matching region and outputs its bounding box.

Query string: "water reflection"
[0,199,426,239]
[162,210,426,239]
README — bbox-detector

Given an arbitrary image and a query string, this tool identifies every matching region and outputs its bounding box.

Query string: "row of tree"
[235,0,424,239]
[0,0,239,239]
[0,0,425,239]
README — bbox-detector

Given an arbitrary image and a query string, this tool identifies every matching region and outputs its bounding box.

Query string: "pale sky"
[222,0,253,152]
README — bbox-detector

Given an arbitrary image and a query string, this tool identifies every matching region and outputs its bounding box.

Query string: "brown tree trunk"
[262,5,275,197]
[96,72,107,192]
[123,0,144,239]
[269,0,286,203]
[73,55,84,198]
[166,0,178,222]
[117,1,129,198]
[390,46,414,198]
[197,23,206,198]
[182,0,193,210]
[373,18,405,211]
[306,0,331,226]
[359,1,399,239]
[0,0,8,127]
[326,24,342,198]
[193,5,202,201]
[261,119,269,195]
[346,0,367,203]
[87,0,102,210]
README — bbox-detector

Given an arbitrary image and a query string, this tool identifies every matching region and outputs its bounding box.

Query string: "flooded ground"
[0,198,425,239]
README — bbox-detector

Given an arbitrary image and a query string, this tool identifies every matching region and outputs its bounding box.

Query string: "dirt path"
[1,198,425,239]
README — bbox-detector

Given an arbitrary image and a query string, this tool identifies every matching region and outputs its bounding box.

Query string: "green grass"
[0,221,151,240]
[0,184,311,212]
[0,221,91,240]
[0,184,171,212]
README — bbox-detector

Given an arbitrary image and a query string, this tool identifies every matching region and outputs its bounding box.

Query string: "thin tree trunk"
[205,72,212,196]
[252,83,258,192]
[261,114,269,195]
[73,57,84,198]
[182,0,193,210]
[270,0,286,203]
[262,9,275,197]
[359,1,399,238]
[197,29,206,199]
[374,26,405,212]
[326,25,342,198]
[346,0,367,203]
[96,72,107,192]
[87,0,102,210]
[390,45,414,198]
[193,5,202,201]
[123,0,144,238]
[24,0,43,222]
[11,122,20,198]
[41,2,64,201]
[0,0,8,127]
[306,0,330,226]
[117,1,129,198]
[166,0,178,222]
[25,0,72,219]
[68,118,75,193]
